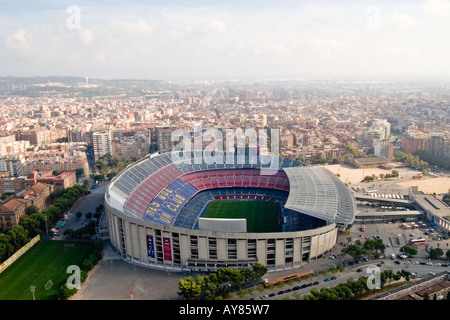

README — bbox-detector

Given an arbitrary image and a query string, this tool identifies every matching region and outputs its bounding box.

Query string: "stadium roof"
[283,166,356,226]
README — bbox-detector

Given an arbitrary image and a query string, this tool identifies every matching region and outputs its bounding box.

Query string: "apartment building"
[93,130,113,161]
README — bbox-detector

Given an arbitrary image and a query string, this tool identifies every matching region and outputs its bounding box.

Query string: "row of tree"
[304,269,412,300]
[394,151,428,170]
[413,149,450,170]
[362,170,399,182]
[177,263,268,300]
[0,184,90,262]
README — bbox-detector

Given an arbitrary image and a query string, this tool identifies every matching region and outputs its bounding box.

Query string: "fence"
[0,235,40,274]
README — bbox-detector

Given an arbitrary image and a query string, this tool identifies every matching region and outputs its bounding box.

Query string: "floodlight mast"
[30,286,35,300]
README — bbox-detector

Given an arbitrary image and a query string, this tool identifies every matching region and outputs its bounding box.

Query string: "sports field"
[0,240,94,300]
[202,200,280,233]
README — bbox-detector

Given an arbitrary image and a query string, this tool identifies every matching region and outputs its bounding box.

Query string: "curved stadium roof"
[283,166,356,226]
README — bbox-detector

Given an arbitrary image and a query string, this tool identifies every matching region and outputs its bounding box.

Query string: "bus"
[409,238,426,246]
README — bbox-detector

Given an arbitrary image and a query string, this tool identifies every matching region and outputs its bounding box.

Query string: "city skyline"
[1,0,450,81]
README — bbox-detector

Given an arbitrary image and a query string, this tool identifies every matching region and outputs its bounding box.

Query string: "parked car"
[357,268,364,272]
[324,278,331,282]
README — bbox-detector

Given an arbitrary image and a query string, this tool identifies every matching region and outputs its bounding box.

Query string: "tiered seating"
[178,168,290,192]
[145,179,198,225]
[115,152,306,225]
[124,164,183,217]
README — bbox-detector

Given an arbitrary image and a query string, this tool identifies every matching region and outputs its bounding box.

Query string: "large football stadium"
[105,152,356,272]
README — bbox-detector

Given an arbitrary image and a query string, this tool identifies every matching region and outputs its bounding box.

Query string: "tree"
[391,170,399,178]
[384,269,394,285]
[0,234,14,261]
[63,229,75,238]
[75,168,85,177]
[95,204,104,213]
[401,245,418,257]
[428,248,444,260]
[58,283,78,300]
[7,225,29,251]
[76,211,83,219]
[363,239,386,258]
[25,205,39,216]
[178,277,202,300]
[335,284,352,300]
[342,243,368,261]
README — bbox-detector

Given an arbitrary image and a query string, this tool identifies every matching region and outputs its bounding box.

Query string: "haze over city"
[1,0,450,80]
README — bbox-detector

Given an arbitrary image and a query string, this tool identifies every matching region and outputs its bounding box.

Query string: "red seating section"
[179,169,290,192]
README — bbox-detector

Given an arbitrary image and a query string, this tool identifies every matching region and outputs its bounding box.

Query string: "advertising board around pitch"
[198,217,247,233]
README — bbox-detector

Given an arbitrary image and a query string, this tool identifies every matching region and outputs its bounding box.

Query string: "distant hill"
[0,76,179,97]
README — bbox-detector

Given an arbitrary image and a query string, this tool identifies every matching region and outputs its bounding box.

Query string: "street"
[57,181,109,237]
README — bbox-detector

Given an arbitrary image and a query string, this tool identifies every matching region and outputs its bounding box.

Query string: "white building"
[93,130,113,161]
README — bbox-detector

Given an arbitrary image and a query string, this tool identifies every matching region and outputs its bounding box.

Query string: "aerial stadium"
[105,151,356,272]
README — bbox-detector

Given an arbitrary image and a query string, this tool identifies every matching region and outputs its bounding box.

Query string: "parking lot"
[347,218,450,260]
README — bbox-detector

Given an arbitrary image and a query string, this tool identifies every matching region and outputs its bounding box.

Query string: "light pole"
[44,215,48,236]
[30,286,35,300]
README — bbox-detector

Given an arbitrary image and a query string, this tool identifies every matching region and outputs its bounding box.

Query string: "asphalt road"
[57,181,109,237]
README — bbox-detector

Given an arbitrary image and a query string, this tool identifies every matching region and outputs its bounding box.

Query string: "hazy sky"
[1,0,450,80]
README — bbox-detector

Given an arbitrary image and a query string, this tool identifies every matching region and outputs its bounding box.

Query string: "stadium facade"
[105,152,356,272]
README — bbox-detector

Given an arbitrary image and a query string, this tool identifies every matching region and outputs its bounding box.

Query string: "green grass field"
[202,200,279,233]
[0,240,94,300]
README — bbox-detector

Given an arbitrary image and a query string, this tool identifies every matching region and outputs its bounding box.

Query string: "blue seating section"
[145,179,198,225]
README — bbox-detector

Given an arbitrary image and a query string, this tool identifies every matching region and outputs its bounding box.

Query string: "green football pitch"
[202,200,280,233]
[0,240,94,300]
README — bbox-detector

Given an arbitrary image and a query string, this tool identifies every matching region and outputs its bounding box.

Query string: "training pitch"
[0,240,94,300]
[202,200,280,233]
